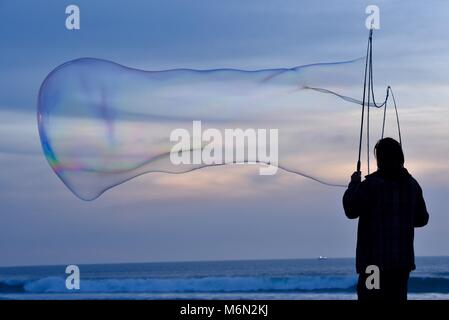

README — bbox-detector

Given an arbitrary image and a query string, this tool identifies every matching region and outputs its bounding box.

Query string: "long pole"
[356,29,373,173]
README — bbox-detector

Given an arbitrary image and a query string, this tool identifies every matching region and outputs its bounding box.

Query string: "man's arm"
[414,183,429,227]
[342,171,367,219]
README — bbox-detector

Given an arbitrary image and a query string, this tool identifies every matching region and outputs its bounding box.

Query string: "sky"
[1,0,449,266]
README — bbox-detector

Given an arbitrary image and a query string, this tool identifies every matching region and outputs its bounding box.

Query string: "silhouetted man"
[343,137,429,301]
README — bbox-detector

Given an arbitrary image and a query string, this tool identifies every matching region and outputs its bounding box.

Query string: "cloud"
[1,0,449,265]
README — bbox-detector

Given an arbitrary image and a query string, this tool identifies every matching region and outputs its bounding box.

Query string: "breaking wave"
[2,275,449,294]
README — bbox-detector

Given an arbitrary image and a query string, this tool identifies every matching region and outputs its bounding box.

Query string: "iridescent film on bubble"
[38,57,386,200]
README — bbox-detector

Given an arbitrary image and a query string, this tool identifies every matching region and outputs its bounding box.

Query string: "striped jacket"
[343,168,429,273]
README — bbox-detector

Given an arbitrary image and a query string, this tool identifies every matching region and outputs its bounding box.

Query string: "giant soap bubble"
[38,57,388,200]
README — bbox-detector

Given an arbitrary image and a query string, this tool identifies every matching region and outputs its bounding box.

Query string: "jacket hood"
[366,167,410,181]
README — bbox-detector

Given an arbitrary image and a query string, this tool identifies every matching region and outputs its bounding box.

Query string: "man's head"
[374,137,404,172]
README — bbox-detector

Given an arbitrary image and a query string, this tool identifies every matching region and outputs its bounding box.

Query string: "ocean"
[1,257,449,300]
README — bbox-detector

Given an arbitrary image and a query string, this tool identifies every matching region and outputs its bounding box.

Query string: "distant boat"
[318,256,328,260]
